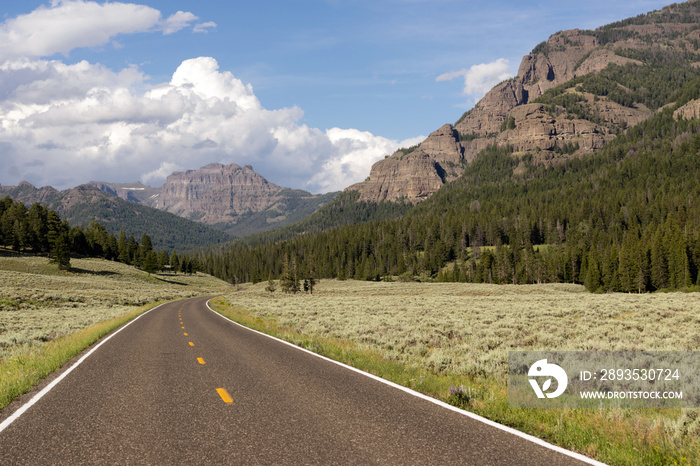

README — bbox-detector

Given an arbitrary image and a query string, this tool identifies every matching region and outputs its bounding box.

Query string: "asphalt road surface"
[0,297,598,465]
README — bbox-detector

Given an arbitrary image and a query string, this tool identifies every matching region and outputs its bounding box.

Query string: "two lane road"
[0,297,595,464]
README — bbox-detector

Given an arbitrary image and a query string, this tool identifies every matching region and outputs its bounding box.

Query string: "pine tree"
[142,250,159,275]
[650,227,668,290]
[170,251,180,273]
[305,256,317,293]
[117,230,130,264]
[51,232,71,271]
[27,203,48,252]
[281,256,300,293]
[157,250,170,271]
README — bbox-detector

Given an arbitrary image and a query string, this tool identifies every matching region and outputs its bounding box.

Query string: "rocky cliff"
[350,1,700,202]
[152,163,282,224]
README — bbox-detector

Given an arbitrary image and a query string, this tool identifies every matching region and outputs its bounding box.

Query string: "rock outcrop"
[153,163,283,225]
[674,98,700,121]
[350,124,470,202]
[349,4,699,203]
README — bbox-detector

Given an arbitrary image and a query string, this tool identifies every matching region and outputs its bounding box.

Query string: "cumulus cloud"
[0,1,203,61]
[0,2,419,194]
[308,130,424,193]
[437,58,513,99]
[0,56,417,193]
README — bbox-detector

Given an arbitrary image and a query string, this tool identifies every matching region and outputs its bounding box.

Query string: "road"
[0,297,597,465]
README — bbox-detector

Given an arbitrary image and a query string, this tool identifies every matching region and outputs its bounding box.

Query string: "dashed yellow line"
[177,305,232,406]
[216,388,233,404]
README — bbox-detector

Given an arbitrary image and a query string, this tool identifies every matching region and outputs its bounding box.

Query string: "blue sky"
[0,1,673,192]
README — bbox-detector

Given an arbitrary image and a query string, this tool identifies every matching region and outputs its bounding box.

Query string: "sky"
[0,0,674,193]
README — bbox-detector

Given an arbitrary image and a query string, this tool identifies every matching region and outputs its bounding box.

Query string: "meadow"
[215,279,700,465]
[0,253,230,359]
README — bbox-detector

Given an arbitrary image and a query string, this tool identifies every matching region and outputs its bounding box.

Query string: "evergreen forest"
[0,197,199,275]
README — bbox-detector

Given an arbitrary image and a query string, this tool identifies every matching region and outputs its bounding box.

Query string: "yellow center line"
[216,388,233,404]
[182,326,185,329]
[184,332,188,336]
[189,342,194,346]
[197,357,206,365]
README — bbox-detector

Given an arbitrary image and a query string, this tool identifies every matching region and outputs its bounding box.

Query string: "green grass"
[0,302,157,411]
[212,280,699,466]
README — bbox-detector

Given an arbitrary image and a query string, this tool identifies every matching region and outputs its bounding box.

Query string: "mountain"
[91,162,338,237]
[349,1,700,203]
[198,1,700,294]
[201,84,700,291]
[0,182,230,252]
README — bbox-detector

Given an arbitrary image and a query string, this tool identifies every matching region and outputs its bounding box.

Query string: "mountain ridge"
[349,0,700,203]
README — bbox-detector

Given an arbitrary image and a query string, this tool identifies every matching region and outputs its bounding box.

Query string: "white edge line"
[206,298,606,466]
[0,302,167,434]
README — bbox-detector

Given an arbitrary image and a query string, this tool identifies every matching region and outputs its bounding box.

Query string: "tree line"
[0,197,199,275]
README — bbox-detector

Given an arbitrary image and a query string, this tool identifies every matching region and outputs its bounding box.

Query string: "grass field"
[0,253,230,359]
[0,251,231,410]
[215,279,700,466]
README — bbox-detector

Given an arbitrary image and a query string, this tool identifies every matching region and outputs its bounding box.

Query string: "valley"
[2,1,700,465]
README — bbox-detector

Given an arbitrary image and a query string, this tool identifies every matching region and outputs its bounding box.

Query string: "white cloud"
[169,57,261,110]
[0,1,205,61]
[437,58,513,99]
[142,161,184,185]
[0,2,418,194]
[193,22,217,34]
[0,1,160,61]
[308,130,425,193]
[161,11,199,35]
[0,56,417,193]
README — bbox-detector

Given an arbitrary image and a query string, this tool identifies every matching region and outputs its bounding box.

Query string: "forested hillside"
[0,197,200,274]
[0,184,230,252]
[198,79,700,292]
[232,190,414,246]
